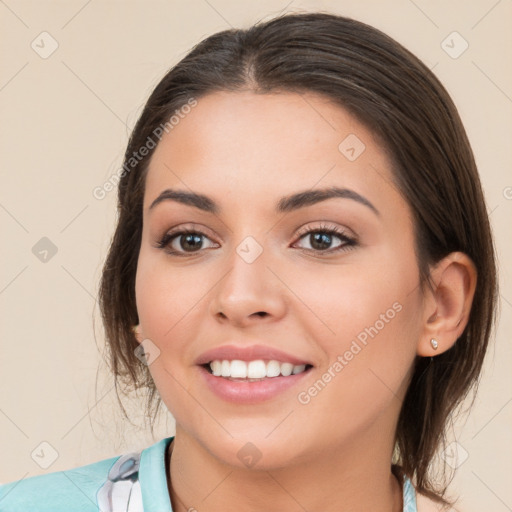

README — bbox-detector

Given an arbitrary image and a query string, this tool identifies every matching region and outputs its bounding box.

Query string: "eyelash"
[155,223,357,257]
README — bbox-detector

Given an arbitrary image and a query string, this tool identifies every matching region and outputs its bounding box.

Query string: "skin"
[134,90,476,512]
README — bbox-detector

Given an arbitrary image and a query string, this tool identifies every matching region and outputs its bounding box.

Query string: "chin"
[198,430,309,471]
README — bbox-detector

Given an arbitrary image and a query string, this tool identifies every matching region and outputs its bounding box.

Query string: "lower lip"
[198,366,312,404]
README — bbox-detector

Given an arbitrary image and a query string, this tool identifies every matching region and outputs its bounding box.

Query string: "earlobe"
[417,252,477,357]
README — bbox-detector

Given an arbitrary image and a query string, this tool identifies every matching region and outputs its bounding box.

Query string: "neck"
[167,423,403,512]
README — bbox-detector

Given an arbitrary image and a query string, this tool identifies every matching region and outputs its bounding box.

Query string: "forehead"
[143,90,396,211]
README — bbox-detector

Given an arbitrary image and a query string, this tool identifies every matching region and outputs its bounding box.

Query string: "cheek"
[289,249,422,402]
[134,249,217,399]
[288,279,421,448]
[289,253,420,352]
[135,251,206,339]
[134,253,203,419]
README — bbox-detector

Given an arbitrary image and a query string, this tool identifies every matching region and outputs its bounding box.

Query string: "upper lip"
[195,344,313,366]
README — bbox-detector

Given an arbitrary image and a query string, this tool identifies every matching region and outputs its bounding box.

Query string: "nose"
[209,243,287,328]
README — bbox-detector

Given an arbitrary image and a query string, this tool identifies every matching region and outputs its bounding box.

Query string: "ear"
[132,324,144,344]
[417,252,477,357]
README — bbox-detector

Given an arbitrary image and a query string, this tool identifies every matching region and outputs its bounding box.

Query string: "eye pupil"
[181,233,203,251]
[311,232,332,250]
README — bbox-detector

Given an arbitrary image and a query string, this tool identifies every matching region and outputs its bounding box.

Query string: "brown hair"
[98,11,498,505]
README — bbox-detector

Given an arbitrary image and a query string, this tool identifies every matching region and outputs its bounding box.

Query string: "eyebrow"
[148,186,380,216]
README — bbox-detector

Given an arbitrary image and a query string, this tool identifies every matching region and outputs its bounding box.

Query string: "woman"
[0,11,498,512]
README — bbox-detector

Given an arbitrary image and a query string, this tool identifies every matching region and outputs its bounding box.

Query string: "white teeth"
[280,362,293,377]
[211,360,222,376]
[266,360,281,377]
[230,360,247,378]
[208,359,309,379]
[292,364,306,375]
[247,360,267,379]
[221,360,230,377]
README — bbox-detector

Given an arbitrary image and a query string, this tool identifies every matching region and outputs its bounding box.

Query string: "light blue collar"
[402,474,418,512]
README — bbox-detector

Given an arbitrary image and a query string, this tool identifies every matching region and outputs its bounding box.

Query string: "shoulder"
[0,438,173,512]
[0,455,118,512]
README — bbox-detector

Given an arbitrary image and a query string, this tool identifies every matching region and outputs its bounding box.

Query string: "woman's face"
[135,90,425,468]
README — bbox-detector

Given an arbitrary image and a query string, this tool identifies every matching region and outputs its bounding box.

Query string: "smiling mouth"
[201,359,314,381]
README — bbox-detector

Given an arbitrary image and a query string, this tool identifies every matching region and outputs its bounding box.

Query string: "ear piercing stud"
[430,338,439,350]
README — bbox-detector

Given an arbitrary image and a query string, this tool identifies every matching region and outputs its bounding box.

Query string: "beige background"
[1,0,511,510]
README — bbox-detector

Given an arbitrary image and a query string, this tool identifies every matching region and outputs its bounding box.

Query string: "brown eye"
[294,224,357,254]
[301,231,340,251]
[175,233,205,252]
[157,229,218,255]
